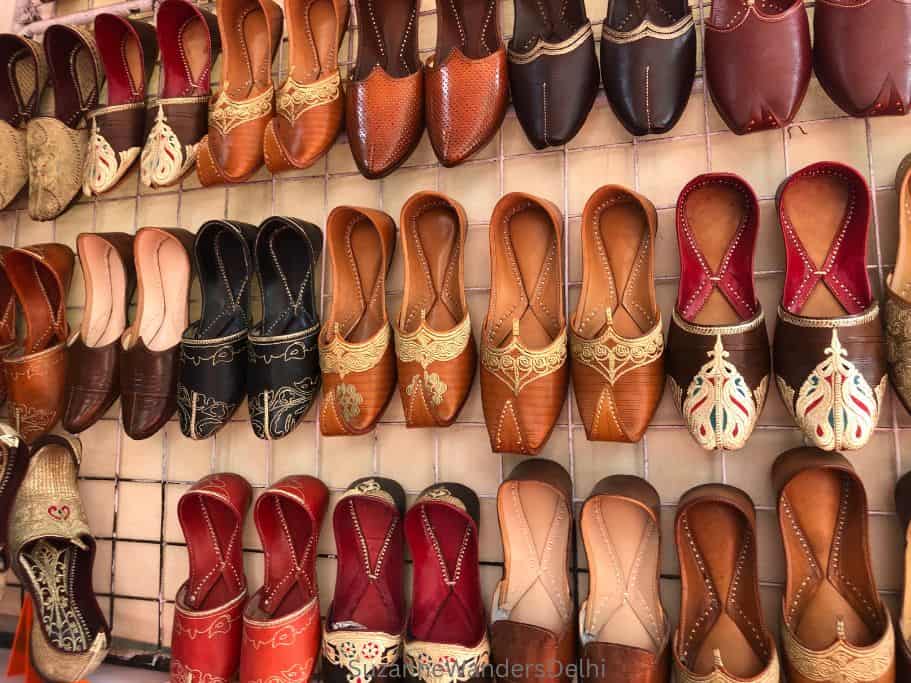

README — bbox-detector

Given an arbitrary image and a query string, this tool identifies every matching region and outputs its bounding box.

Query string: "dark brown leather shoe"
[705,0,810,134]
[895,470,911,682]
[121,227,194,440]
[0,248,16,406]
[600,0,695,136]
[63,233,135,434]
[492,459,574,683]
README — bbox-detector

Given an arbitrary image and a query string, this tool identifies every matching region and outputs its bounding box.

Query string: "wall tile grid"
[2,0,908,665]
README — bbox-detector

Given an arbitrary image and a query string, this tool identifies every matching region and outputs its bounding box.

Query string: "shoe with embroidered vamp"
[886,154,911,415]
[773,162,886,451]
[170,473,252,683]
[0,247,17,406]
[665,173,770,452]
[240,475,329,683]
[178,220,257,440]
[0,424,31,600]
[323,477,406,683]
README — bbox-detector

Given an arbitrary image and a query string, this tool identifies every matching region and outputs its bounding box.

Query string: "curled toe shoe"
[0,248,16,405]
[248,217,323,440]
[774,162,886,451]
[884,154,911,414]
[0,424,31,598]
[178,220,257,440]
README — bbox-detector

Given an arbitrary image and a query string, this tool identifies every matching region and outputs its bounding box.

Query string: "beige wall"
[0,2,15,32]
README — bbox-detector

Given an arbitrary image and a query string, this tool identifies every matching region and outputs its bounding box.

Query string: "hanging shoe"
[895,470,911,681]
[0,248,16,406]
[887,154,911,415]
[0,424,30,600]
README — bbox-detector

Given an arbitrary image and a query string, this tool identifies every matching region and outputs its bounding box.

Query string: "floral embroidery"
[570,316,663,384]
[83,113,141,195]
[323,629,402,683]
[171,660,229,683]
[481,322,566,395]
[248,662,314,683]
[277,71,341,122]
[320,326,390,378]
[177,385,238,439]
[336,383,364,422]
[249,375,320,439]
[141,103,202,187]
[404,638,490,683]
[209,86,274,136]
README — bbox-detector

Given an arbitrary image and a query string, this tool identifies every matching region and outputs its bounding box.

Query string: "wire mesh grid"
[0,0,908,673]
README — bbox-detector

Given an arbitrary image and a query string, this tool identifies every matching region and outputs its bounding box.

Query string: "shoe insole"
[80,237,128,347]
[224,4,270,99]
[893,172,911,299]
[260,226,315,336]
[258,497,316,619]
[353,0,416,78]
[161,12,211,98]
[134,232,190,352]
[198,230,249,338]
[106,31,144,105]
[336,218,386,343]
[0,45,36,122]
[184,496,244,610]
[436,0,497,60]
[288,0,338,82]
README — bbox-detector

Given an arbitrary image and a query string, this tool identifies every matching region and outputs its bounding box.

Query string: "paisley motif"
[141,104,199,187]
[83,115,140,196]
[171,660,229,683]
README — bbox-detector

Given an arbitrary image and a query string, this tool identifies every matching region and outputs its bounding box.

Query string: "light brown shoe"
[320,206,397,435]
[571,186,663,443]
[395,192,476,428]
[480,192,568,455]
[774,448,895,683]
[674,484,780,683]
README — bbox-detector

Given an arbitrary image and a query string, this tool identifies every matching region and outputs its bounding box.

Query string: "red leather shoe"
[239,475,328,683]
[170,473,252,683]
[404,483,489,683]
[323,477,406,683]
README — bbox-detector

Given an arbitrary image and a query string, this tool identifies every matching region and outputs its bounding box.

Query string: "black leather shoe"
[248,216,323,440]
[177,219,257,440]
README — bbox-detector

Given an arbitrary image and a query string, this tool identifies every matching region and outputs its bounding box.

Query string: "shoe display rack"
[0,0,908,674]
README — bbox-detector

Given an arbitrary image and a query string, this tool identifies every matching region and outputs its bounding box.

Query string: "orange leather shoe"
[395,192,476,427]
[197,0,283,186]
[320,206,397,435]
[264,0,349,172]
[481,192,568,455]
[239,476,328,683]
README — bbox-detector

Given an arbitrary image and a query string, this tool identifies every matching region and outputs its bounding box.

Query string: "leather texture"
[705,0,810,134]
[142,0,220,188]
[197,0,284,185]
[0,247,16,406]
[396,192,476,428]
[571,186,663,442]
[481,192,568,454]
[248,216,323,440]
[320,206,397,435]
[178,220,257,440]
[239,475,328,683]
[884,153,911,414]
[2,243,74,443]
[63,232,135,434]
[814,0,911,117]
[171,473,252,683]
[600,0,695,136]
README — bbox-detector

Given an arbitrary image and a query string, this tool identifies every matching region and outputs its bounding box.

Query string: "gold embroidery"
[209,85,274,136]
[416,486,467,511]
[404,637,490,683]
[336,383,364,422]
[885,295,911,406]
[277,71,341,122]
[676,647,779,683]
[508,23,593,64]
[141,104,201,187]
[339,479,395,506]
[323,629,402,683]
[396,315,471,368]
[777,304,880,329]
[320,325,390,378]
[672,309,764,336]
[83,112,141,195]
[406,372,447,406]
[602,15,693,43]
[570,315,663,383]
[481,323,567,395]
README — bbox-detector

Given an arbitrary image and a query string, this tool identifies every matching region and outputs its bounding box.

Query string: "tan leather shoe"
[774,448,895,683]
[571,186,663,443]
[491,459,574,683]
[674,484,780,683]
[481,192,568,455]
[395,192,476,427]
[320,206,397,435]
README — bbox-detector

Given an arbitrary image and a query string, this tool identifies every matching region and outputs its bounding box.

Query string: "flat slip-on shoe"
[9,434,110,683]
[404,483,489,683]
[63,232,135,434]
[323,477,406,683]
[673,484,779,683]
[240,475,329,683]
[0,34,47,210]
[28,25,102,221]
[171,473,252,683]
[264,0,350,172]
[248,216,323,440]
[83,14,158,197]
[571,186,663,443]
[481,193,568,455]
[396,192,476,428]
[320,206,397,435]
[705,0,810,134]
[0,424,30,599]
[492,459,574,683]
[424,0,508,166]
[895,471,911,681]
[346,0,423,178]
[773,448,895,683]
[0,247,17,406]
[600,0,695,136]
[141,0,220,189]
[121,227,195,440]
[579,476,670,683]
[885,154,911,414]
[2,243,75,443]
[774,162,886,451]
[197,0,284,186]
[178,219,257,440]
[665,173,769,451]
[508,0,599,149]
[814,0,911,117]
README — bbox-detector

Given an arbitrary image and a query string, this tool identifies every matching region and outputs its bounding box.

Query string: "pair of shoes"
[667,163,886,452]
[323,478,488,683]
[883,156,911,417]
[177,216,323,440]
[170,473,328,683]
[1,243,74,443]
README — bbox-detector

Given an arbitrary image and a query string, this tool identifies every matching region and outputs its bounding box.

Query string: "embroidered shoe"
[0,248,17,406]
[894,470,911,681]
[884,154,911,415]
[665,173,770,451]
[0,424,31,599]
[170,473,252,683]
[323,477,406,683]
[774,162,886,451]
[9,433,111,683]
[240,475,329,683]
